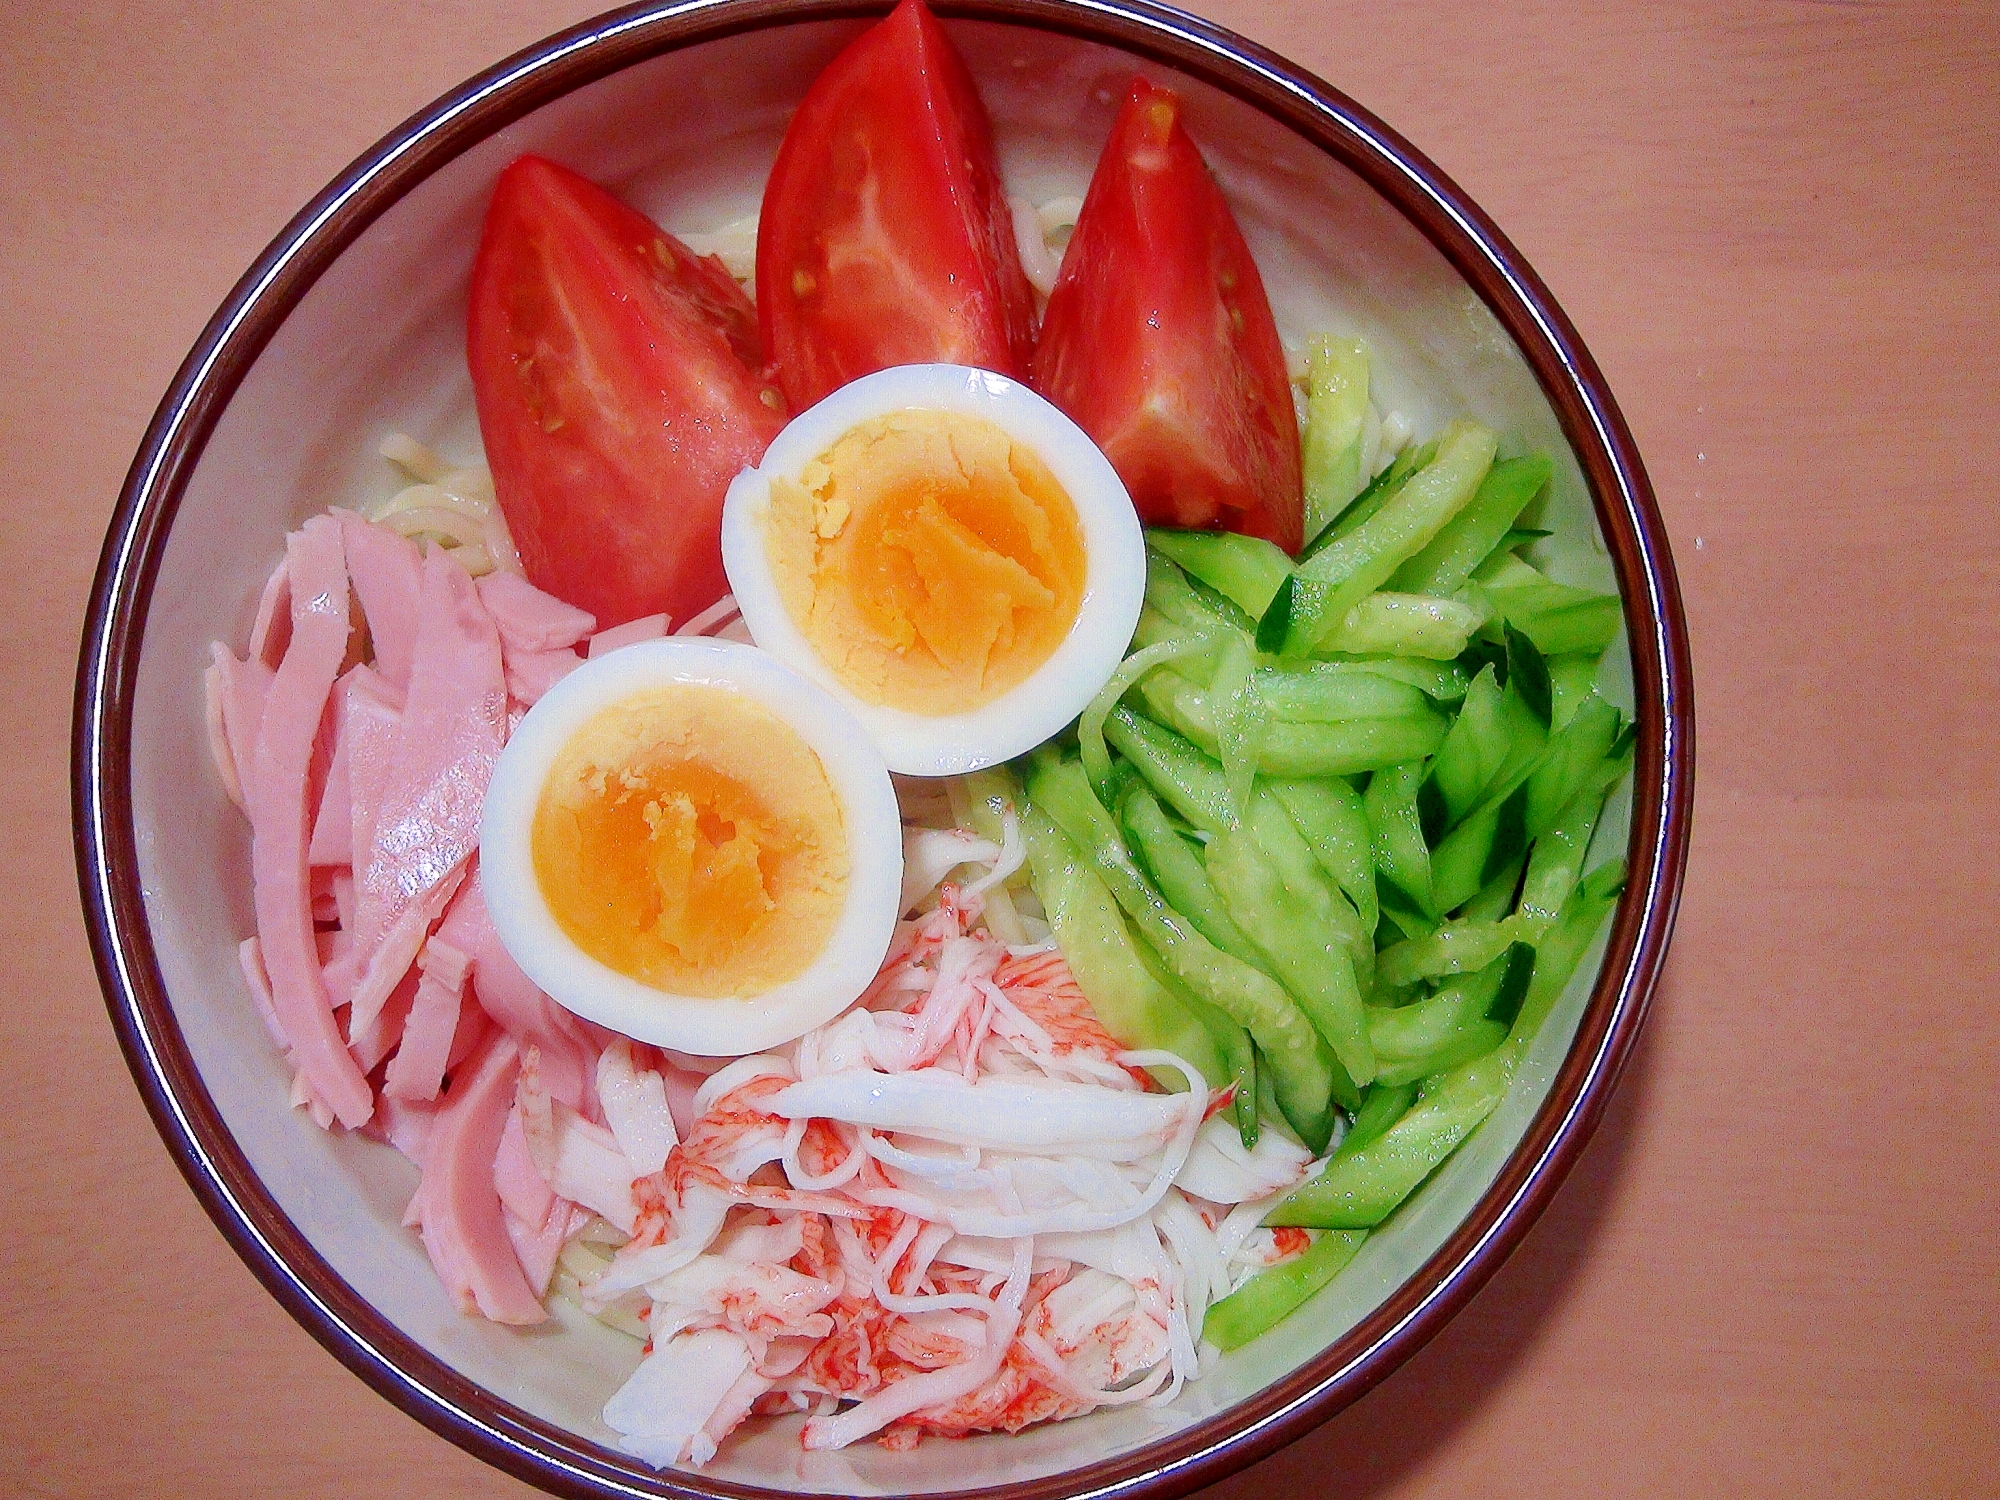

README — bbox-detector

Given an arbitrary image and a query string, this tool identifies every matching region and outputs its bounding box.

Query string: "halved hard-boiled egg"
[721,364,1146,776]
[479,637,902,1055]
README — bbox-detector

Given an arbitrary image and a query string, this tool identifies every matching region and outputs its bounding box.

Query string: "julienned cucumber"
[1011,368,1630,1356]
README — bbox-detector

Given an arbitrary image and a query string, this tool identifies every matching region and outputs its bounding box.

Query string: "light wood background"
[4,1,1995,1495]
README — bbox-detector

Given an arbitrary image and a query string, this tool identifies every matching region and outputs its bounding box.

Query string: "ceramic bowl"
[74,1,1693,1495]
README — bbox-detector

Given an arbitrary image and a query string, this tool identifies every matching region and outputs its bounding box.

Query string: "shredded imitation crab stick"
[212,507,1325,1465]
[566,885,1321,1465]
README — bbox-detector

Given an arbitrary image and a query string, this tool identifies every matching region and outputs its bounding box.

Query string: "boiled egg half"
[721,364,1146,776]
[479,637,902,1055]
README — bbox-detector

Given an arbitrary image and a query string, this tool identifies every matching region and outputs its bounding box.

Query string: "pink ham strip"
[307,667,356,866]
[324,666,402,1014]
[239,938,289,1057]
[248,551,291,668]
[587,612,670,659]
[351,965,418,1076]
[207,645,275,815]
[415,1030,548,1325]
[349,862,465,1049]
[495,1104,555,1229]
[382,933,472,1102]
[246,516,374,1129]
[477,569,595,653]
[373,1095,438,1169]
[504,1201,572,1297]
[339,512,424,690]
[455,872,601,1113]
[345,548,505,1040]
[504,645,582,707]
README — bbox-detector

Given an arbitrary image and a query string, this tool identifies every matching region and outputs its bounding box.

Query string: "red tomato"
[1030,80,1303,554]
[756,0,1037,411]
[467,155,786,628]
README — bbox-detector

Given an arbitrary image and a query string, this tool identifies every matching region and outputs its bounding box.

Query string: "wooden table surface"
[6,1,1995,1495]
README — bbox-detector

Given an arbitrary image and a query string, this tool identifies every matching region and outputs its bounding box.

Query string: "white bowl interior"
[128,16,1633,1495]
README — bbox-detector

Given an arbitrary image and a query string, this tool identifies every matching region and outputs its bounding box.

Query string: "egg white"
[720,363,1147,777]
[478,637,903,1056]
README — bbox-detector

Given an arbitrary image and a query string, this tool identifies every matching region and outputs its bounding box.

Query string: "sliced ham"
[477,569,595,653]
[245,516,374,1129]
[350,964,418,1076]
[415,1029,547,1325]
[306,668,356,866]
[248,550,291,668]
[494,1103,555,1230]
[346,547,504,1037]
[382,932,472,1103]
[587,611,670,659]
[504,1202,570,1297]
[455,873,599,1112]
[339,511,425,690]
[503,645,582,707]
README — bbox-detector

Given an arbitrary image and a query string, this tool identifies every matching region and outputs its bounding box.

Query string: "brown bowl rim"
[72,1,1694,1496]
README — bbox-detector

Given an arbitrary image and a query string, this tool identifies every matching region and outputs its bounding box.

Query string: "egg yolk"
[763,410,1087,716]
[530,686,847,999]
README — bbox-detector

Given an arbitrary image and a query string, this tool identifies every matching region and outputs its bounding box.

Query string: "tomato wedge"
[756,0,1036,410]
[1030,80,1303,554]
[468,155,786,628]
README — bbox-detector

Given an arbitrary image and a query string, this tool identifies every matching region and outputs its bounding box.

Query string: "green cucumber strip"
[1470,550,1547,589]
[1524,694,1621,836]
[1457,849,1526,924]
[1147,528,1293,619]
[1210,633,1263,823]
[1310,590,1487,660]
[1363,761,1436,920]
[1249,789,1374,992]
[1130,938,1259,1148]
[1209,797,1376,1092]
[1495,526,1553,552]
[1018,803,1230,1089]
[1340,1081,1418,1157]
[1266,776,1381,947]
[1366,942,1526,1085]
[1145,550,1254,635]
[1482,582,1623,657]
[1484,941,1539,1029]
[1429,780,1532,915]
[1121,784,1268,970]
[1255,574,1295,653]
[1320,655,1470,702]
[1388,452,1552,598]
[1546,650,1605,729]
[1302,335,1372,537]
[1255,662,1437,723]
[1103,706,1231,836]
[1133,670,1447,778]
[1427,664,1508,829]
[1515,785,1610,936]
[1511,859,1627,1042]
[1286,421,1498,656]
[1077,635,1216,796]
[1027,753,1338,1151]
[1202,1229,1369,1351]
[1266,1040,1520,1229]
[1505,623,1553,727]
[1301,437,1440,562]
[1374,916,1520,989]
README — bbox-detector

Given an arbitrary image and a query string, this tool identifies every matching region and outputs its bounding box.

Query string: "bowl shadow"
[1200,955,1673,1499]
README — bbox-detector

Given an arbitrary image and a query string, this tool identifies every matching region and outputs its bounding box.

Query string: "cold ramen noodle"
[207,0,1631,1470]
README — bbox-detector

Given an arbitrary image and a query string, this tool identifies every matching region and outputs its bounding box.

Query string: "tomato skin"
[1030,80,1303,554]
[467,155,786,628]
[757,0,1037,411]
